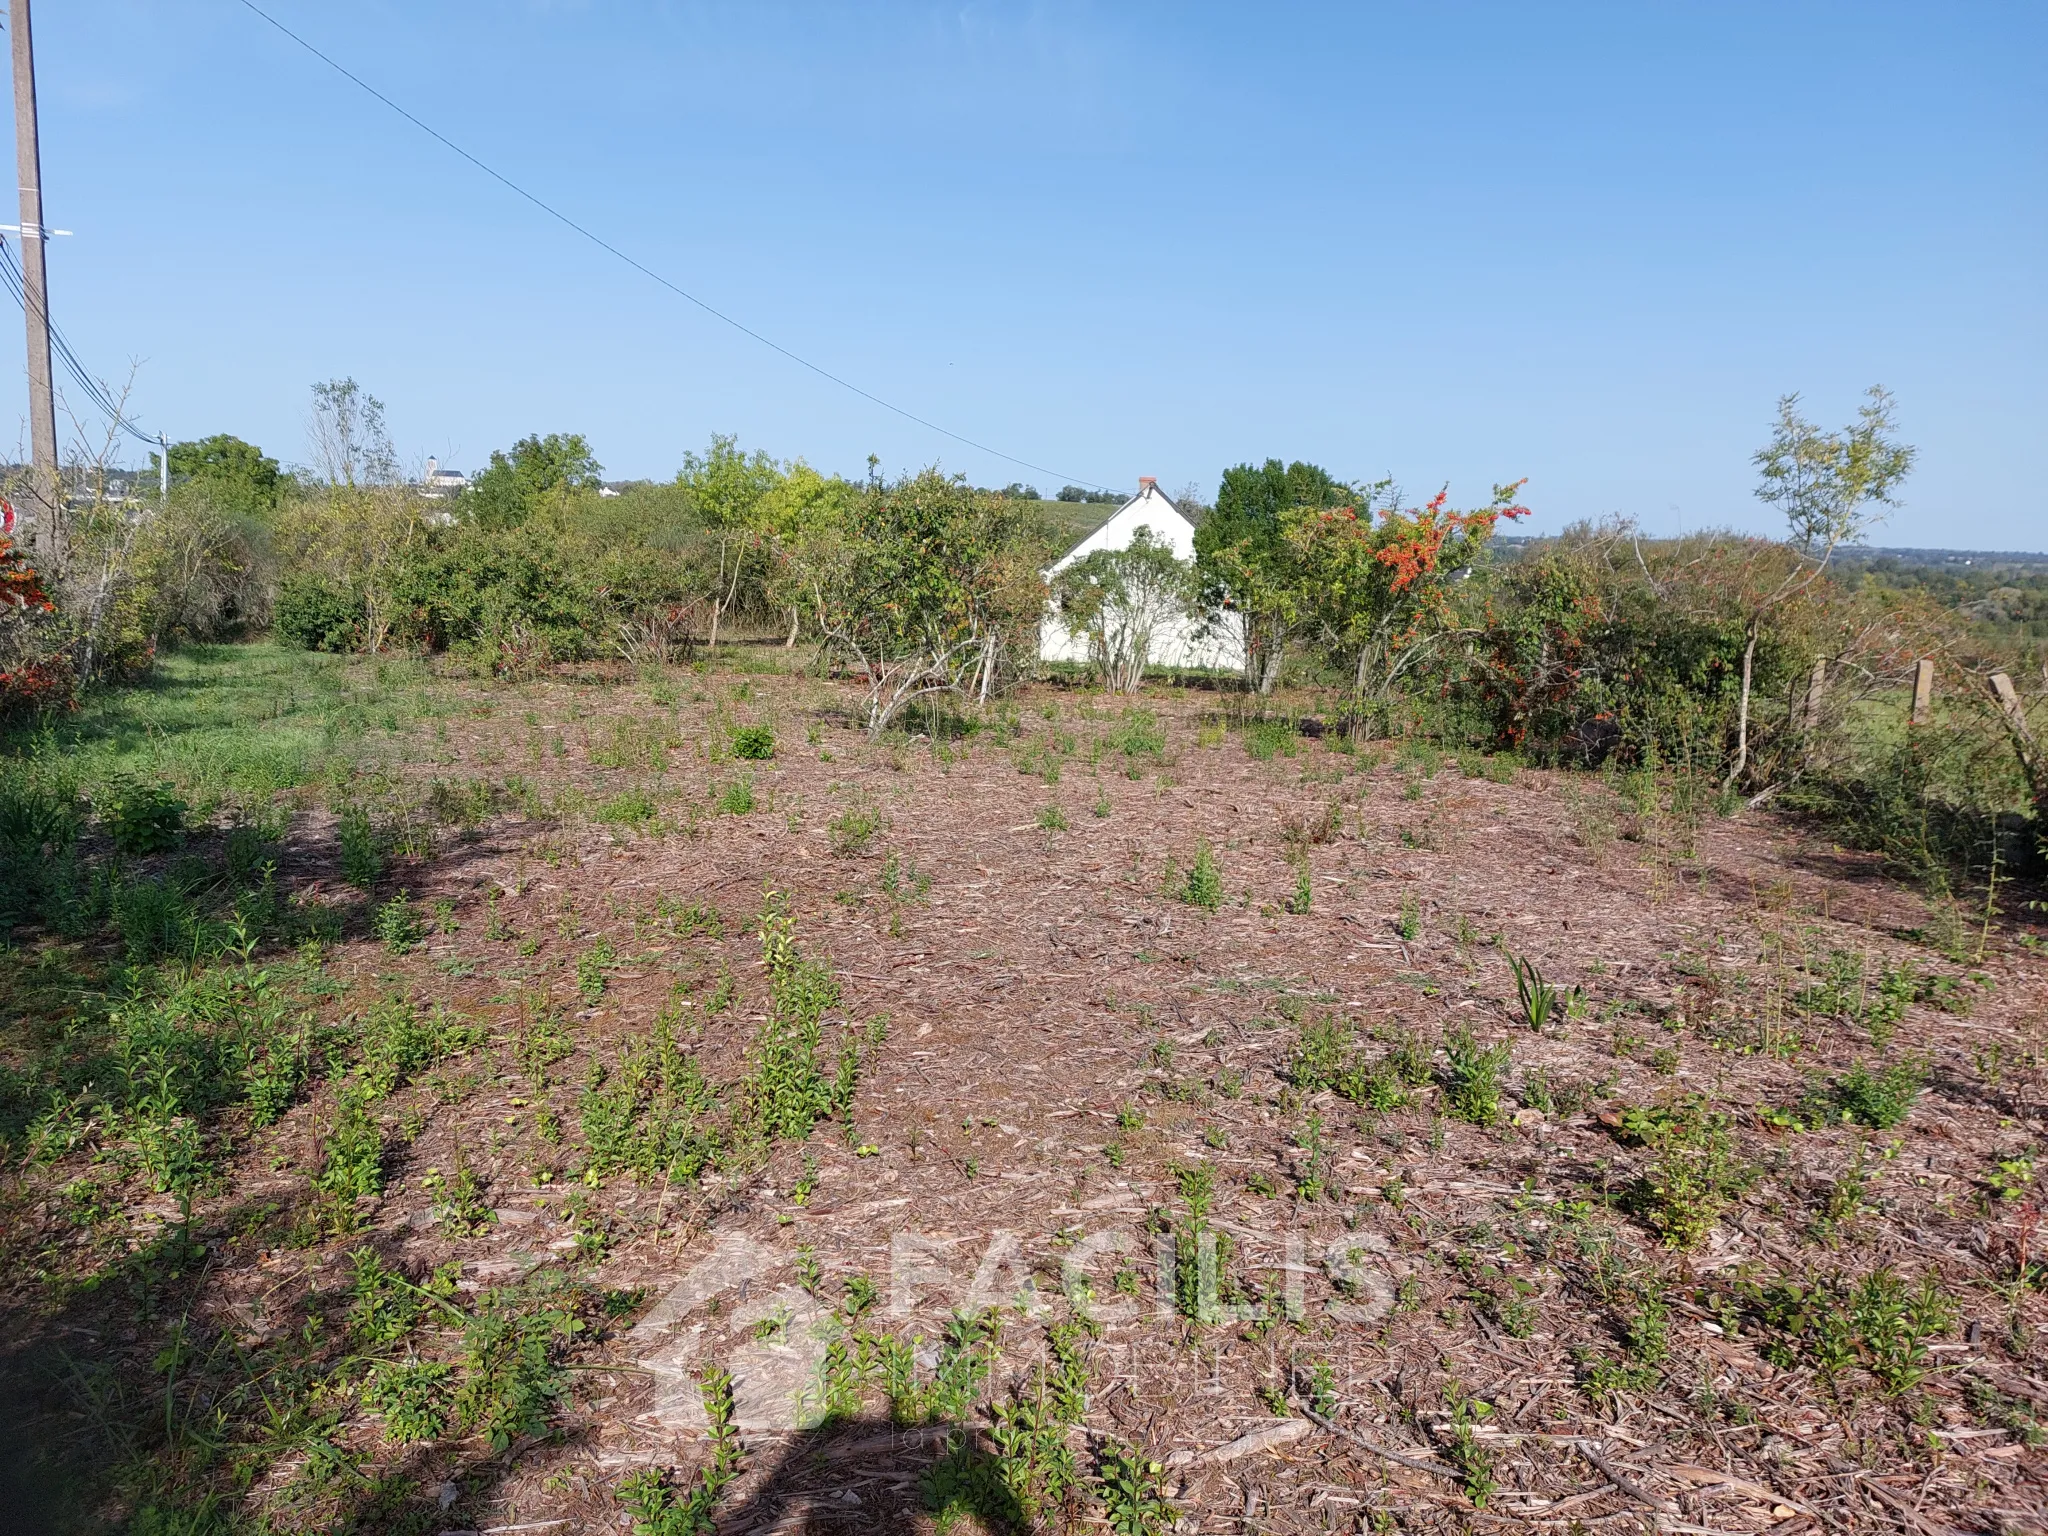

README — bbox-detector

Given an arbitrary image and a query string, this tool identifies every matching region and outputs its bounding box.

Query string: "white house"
[421,457,470,497]
[1040,477,1242,673]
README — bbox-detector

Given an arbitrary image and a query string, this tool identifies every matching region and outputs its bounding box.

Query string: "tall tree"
[466,432,603,530]
[675,435,784,649]
[306,378,399,488]
[1193,458,1348,693]
[758,461,858,645]
[158,435,287,519]
[1724,387,1914,789]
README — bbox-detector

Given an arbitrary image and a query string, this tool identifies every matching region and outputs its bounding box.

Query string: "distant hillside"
[1493,532,2048,573]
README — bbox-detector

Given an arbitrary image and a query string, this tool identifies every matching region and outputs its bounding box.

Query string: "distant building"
[1040,477,1241,673]
[421,457,469,497]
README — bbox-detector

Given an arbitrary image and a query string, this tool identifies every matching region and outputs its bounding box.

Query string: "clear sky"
[10,2,2045,545]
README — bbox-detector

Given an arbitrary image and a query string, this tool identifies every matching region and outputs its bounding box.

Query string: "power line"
[235,0,1111,494]
[0,236,157,445]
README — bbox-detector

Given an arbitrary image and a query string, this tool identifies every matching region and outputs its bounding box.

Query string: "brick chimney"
[1138,476,1156,492]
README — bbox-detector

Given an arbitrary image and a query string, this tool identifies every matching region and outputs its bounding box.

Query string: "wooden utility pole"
[9,0,60,569]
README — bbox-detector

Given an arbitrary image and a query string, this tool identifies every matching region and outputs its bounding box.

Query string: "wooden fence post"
[1801,656,1828,733]
[1987,671,2040,784]
[1910,659,1934,726]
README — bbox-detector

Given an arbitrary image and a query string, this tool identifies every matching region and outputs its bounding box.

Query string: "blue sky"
[11,1,2045,545]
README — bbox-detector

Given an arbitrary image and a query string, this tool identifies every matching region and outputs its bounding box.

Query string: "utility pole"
[9,0,59,570]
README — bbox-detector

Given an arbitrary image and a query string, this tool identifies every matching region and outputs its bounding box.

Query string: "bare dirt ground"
[9,650,2048,1535]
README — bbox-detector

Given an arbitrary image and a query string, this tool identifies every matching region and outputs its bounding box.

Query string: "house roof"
[1046,480,1195,576]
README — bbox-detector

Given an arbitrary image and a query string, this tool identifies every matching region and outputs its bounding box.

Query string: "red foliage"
[0,534,53,613]
[0,534,70,717]
[0,657,74,718]
[1374,484,1531,594]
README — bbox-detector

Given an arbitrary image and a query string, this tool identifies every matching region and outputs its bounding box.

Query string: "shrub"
[730,725,775,760]
[272,573,364,652]
[102,778,186,854]
[0,657,75,720]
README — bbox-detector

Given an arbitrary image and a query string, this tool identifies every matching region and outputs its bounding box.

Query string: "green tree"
[1051,527,1194,694]
[156,435,286,518]
[1193,458,1349,693]
[758,461,859,646]
[1724,387,1915,789]
[1286,481,1529,712]
[465,433,603,531]
[308,377,400,488]
[817,469,1041,733]
[675,434,784,648]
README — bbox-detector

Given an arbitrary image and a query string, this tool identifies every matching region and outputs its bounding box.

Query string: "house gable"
[1046,479,1197,577]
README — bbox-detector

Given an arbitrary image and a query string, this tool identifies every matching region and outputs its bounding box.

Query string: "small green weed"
[1180,843,1223,911]
[1508,951,1577,1029]
[1285,857,1313,915]
[577,936,616,1004]
[103,778,186,854]
[617,1369,743,1532]
[338,803,384,888]
[364,1359,454,1444]
[596,789,658,827]
[730,725,776,760]
[1097,1439,1176,1535]
[828,803,882,855]
[1395,893,1420,942]
[374,890,424,954]
[1443,1027,1511,1126]
[1826,1059,1925,1129]
[1619,1095,1747,1249]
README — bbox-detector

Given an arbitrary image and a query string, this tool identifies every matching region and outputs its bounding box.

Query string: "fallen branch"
[1660,1462,1814,1517]
[1574,1441,1677,1515]
[1163,1417,1310,1468]
[1293,1401,1462,1482]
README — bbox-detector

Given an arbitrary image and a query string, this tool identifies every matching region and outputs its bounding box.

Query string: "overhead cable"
[0,237,158,446]
[235,0,1109,493]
